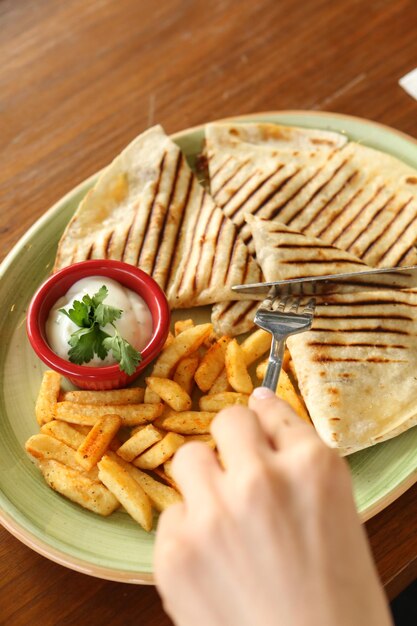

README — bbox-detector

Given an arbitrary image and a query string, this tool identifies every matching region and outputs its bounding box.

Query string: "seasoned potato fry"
[117,424,163,462]
[199,392,249,412]
[152,323,213,377]
[26,433,86,471]
[112,456,181,512]
[98,454,153,531]
[241,329,272,366]
[38,460,119,516]
[62,387,145,405]
[35,371,61,425]
[75,414,122,471]
[282,348,291,372]
[225,339,253,394]
[41,420,86,450]
[163,331,175,349]
[183,434,216,450]
[144,387,161,403]
[277,369,310,423]
[202,329,219,349]
[155,411,216,435]
[173,354,199,396]
[72,424,92,437]
[153,467,178,490]
[174,319,194,336]
[207,369,230,395]
[55,401,163,426]
[194,336,231,392]
[133,432,185,470]
[256,357,268,381]
[146,377,192,412]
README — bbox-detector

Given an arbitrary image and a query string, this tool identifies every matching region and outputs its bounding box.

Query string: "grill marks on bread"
[54,125,261,308]
[206,136,417,268]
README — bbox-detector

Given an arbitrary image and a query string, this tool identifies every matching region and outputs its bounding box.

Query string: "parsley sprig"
[59,285,142,375]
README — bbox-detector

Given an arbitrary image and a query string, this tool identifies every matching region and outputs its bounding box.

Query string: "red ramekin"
[26,260,171,390]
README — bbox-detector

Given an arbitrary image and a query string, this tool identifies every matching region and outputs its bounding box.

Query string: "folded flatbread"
[206,121,417,265]
[247,216,417,454]
[54,126,262,308]
[207,121,417,334]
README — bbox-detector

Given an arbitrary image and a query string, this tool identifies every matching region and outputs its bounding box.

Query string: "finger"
[249,387,318,450]
[171,441,221,507]
[211,404,270,471]
[154,502,186,580]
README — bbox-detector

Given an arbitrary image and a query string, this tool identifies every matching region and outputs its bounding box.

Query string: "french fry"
[144,387,161,403]
[183,434,216,450]
[163,331,175,349]
[163,459,174,480]
[282,348,291,372]
[154,411,216,435]
[72,424,92,437]
[62,387,145,405]
[35,371,61,425]
[153,467,178,490]
[225,339,253,394]
[174,319,194,336]
[173,354,199,396]
[152,323,213,377]
[194,336,231,392]
[41,420,87,450]
[75,414,122,471]
[277,369,311,423]
[117,424,163,462]
[26,433,86,472]
[38,460,119,516]
[25,434,99,481]
[207,369,230,395]
[133,432,185,470]
[203,329,219,349]
[199,392,249,412]
[119,460,181,512]
[256,357,268,381]
[256,351,291,381]
[98,455,153,531]
[146,376,192,412]
[241,329,272,366]
[55,401,164,426]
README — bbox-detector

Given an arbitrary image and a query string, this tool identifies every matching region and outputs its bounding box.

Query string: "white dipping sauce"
[46,276,153,366]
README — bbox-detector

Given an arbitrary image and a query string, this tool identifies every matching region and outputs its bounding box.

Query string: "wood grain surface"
[1,0,417,623]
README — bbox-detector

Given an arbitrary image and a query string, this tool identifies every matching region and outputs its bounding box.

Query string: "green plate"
[1,111,417,583]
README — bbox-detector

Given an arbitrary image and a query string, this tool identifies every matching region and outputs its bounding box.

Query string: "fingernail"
[251,387,276,399]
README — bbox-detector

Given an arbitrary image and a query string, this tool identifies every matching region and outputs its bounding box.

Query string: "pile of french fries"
[25,320,310,532]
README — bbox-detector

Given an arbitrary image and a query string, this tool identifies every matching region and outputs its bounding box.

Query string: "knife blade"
[232,265,417,297]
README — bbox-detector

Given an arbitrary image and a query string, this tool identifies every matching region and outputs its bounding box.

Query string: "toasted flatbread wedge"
[205,121,417,267]
[248,218,417,454]
[54,125,261,308]
[287,289,417,454]
[247,214,369,279]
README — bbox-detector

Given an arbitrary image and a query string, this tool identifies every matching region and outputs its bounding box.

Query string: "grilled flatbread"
[210,215,370,336]
[206,121,417,267]
[287,290,417,454]
[246,216,417,454]
[208,121,417,335]
[54,125,262,308]
[246,214,369,279]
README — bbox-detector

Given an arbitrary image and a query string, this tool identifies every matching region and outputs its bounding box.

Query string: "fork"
[254,294,316,391]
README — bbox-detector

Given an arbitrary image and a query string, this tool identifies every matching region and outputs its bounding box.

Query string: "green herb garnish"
[59,285,142,375]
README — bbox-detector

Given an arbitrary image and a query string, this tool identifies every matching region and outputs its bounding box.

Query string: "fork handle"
[262,335,286,391]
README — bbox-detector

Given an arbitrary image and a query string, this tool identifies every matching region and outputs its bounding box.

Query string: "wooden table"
[1,0,417,622]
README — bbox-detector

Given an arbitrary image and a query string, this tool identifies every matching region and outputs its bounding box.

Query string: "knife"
[232,265,417,297]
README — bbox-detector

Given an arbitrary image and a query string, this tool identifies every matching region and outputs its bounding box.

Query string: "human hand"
[154,388,392,626]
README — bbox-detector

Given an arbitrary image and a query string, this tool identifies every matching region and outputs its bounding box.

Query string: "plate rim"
[1,109,417,583]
